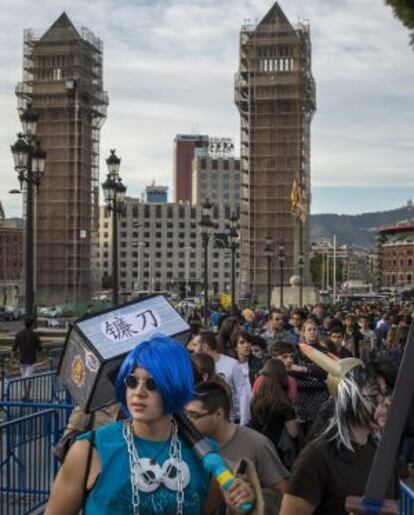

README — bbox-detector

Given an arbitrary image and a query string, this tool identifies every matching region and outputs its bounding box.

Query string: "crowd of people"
[44,299,414,514]
[185,301,413,513]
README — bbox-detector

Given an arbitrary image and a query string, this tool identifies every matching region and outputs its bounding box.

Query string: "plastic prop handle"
[174,412,253,513]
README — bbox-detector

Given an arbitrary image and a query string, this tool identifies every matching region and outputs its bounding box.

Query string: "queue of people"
[43,299,413,514]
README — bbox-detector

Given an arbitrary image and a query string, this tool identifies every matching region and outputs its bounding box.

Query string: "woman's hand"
[225,475,256,513]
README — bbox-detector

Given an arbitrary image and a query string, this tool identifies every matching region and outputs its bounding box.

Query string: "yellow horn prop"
[299,343,363,396]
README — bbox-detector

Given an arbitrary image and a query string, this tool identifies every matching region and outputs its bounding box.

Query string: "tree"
[384,0,414,48]
[310,252,344,290]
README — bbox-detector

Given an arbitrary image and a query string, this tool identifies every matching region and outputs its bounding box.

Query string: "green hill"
[310,202,414,249]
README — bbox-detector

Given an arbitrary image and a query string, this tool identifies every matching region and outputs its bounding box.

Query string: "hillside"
[310,202,414,249]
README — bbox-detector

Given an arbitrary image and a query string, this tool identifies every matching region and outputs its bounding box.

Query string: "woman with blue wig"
[45,334,251,514]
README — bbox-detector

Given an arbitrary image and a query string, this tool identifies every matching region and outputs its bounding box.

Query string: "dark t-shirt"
[13,328,42,365]
[251,404,296,448]
[287,436,399,515]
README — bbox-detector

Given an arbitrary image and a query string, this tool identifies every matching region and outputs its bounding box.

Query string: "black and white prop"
[58,295,190,412]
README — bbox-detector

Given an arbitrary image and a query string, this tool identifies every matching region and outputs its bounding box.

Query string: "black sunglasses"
[124,374,157,392]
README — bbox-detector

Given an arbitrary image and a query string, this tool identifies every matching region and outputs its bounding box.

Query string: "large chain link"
[123,422,141,514]
[122,420,185,515]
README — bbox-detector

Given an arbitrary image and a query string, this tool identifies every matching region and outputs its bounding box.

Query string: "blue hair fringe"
[116,334,194,417]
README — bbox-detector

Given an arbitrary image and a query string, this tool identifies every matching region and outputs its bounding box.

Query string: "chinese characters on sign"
[101,309,160,343]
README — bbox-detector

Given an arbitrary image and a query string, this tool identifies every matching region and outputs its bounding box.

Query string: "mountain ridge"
[310,202,414,249]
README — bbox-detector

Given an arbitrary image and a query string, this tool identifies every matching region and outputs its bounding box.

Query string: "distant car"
[11,307,26,320]
[0,306,14,321]
[41,306,63,318]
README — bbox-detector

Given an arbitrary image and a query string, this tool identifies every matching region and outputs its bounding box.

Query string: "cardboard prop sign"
[58,295,190,412]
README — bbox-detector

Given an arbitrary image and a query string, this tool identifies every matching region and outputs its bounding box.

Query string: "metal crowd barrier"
[1,372,73,434]
[2,371,70,404]
[0,409,60,515]
[400,480,414,514]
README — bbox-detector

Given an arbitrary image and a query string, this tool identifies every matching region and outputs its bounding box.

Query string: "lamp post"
[263,235,274,313]
[226,212,239,314]
[278,240,285,308]
[199,198,214,326]
[102,149,126,307]
[11,104,47,319]
[298,254,305,308]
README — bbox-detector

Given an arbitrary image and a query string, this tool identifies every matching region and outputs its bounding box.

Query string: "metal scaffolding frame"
[235,2,316,303]
[15,13,108,304]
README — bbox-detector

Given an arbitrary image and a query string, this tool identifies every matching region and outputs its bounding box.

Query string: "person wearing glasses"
[280,363,398,515]
[45,335,253,515]
[185,382,289,515]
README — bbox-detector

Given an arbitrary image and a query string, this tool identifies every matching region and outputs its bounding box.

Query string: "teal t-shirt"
[78,421,209,515]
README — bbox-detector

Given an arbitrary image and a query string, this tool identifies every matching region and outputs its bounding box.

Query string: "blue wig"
[116,334,194,417]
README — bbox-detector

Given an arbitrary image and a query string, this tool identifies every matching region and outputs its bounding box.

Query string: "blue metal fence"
[0,409,60,515]
[400,481,414,514]
[1,371,72,422]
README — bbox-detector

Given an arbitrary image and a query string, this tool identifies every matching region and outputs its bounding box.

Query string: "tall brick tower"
[235,3,316,303]
[16,13,108,304]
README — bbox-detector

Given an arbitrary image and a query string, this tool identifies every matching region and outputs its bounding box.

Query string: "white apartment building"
[94,199,240,297]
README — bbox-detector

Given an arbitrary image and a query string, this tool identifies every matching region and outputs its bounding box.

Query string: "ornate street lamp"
[226,212,239,314]
[10,104,47,319]
[199,198,215,326]
[102,150,126,306]
[278,240,286,308]
[263,235,274,313]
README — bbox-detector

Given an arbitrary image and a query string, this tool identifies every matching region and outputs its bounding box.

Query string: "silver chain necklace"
[122,420,187,515]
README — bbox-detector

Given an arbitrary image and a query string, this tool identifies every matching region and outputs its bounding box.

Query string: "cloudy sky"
[1,0,413,217]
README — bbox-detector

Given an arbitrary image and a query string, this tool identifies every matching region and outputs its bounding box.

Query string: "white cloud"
[1,0,414,217]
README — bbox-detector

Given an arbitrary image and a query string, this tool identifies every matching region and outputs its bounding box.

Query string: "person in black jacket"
[12,317,42,399]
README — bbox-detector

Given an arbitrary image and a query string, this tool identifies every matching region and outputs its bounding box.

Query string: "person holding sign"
[45,335,255,514]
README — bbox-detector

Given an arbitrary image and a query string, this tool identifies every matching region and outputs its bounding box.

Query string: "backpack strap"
[83,430,95,506]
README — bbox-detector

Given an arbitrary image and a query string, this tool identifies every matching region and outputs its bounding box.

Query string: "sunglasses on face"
[124,374,157,391]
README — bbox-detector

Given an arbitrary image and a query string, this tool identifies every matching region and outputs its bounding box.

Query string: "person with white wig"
[279,358,399,515]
